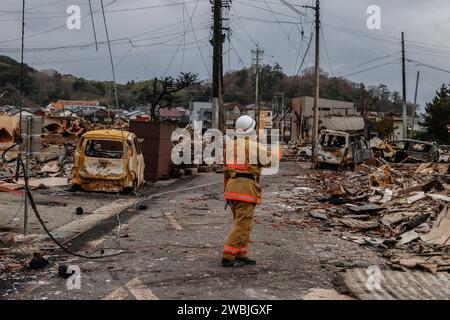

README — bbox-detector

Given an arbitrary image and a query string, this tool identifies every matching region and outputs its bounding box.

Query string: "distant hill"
[0,55,413,115]
[0,55,121,109]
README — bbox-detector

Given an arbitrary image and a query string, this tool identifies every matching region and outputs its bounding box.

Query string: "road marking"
[164,213,183,231]
[102,287,128,300]
[125,277,159,300]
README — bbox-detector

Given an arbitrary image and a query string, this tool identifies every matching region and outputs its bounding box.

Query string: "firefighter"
[222,115,280,267]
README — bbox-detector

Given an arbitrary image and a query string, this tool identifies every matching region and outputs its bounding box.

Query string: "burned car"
[391,139,439,162]
[314,130,373,170]
[71,130,145,192]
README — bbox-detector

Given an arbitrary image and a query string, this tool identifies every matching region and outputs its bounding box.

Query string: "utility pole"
[211,0,231,132]
[302,1,320,157]
[23,117,31,235]
[401,32,407,139]
[274,91,285,140]
[410,70,420,139]
[252,44,263,130]
[313,0,320,157]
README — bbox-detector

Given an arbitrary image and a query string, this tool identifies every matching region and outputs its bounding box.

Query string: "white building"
[190,101,212,129]
[291,96,361,142]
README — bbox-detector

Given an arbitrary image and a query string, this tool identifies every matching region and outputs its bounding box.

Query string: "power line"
[230,40,244,66]
[233,14,307,25]
[406,58,450,74]
[189,0,210,77]
[262,0,304,69]
[320,22,333,76]
[181,3,186,71]
[321,9,450,49]
[0,0,206,15]
[294,31,314,76]
[164,0,199,76]
[0,0,69,17]
[88,0,98,51]
[100,0,119,109]
[342,59,401,78]
[231,7,258,46]
[288,30,313,92]
[0,23,211,52]
[0,0,119,44]
[234,0,299,20]
[333,53,397,74]
[5,44,210,68]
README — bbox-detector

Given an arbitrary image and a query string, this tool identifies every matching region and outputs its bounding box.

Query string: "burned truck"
[313,130,373,170]
[71,130,145,192]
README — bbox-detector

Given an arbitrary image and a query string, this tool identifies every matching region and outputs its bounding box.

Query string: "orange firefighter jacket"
[224,136,281,204]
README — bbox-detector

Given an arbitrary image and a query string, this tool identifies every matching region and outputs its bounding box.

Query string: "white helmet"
[235,115,255,135]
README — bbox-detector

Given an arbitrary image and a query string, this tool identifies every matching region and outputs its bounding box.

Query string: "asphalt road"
[1,162,383,300]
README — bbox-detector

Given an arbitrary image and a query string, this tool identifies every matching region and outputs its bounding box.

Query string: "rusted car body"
[314,130,373,169]
[71,130,145,192]
[391,139,440,162]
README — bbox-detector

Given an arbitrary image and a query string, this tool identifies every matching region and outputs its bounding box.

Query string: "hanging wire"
[88,0,99,51]
[100,0,119,111]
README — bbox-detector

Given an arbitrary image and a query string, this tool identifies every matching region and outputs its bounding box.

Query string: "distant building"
[124,110,147,121]
[45,100,105,112]
[291,96,362,142]
[33,109,46,117]
[0,105,15,114]
[190,102,212,129]
[246,104,273,130]
[292,96,356,118]
[76,109,115,124]
[9,109,34,117]
[225,102,245,128]
[175,107,190,125]
[159,107,181,122]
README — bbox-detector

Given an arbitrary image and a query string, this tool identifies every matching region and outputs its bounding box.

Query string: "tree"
[423,84,450,144]
[356,83,378,119]
[259,63,284,101]
[73,78,88,91]
[135,73,199,121]
[377,116,394,139]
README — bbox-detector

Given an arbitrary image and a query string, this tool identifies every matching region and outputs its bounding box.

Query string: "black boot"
[236,257,256,265]
[222,258,246,267]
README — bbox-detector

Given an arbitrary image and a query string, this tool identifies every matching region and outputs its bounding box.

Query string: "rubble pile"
[370,137,396,162]
[170,126,219,177]
[0,113,128,190]
[282,142,312,162]
[275,162,450,274]
[439,145,450,163]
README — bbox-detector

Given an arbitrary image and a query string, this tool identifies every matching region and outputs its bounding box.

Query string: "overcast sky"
[0,0,450,110]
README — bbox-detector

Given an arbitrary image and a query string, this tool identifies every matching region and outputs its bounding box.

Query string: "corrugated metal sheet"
[344,268,450,300]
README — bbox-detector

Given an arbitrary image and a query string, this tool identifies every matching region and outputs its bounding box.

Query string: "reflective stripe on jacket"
[224,137,275,204]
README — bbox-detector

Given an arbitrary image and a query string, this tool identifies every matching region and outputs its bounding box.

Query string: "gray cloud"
[0,0,449,110]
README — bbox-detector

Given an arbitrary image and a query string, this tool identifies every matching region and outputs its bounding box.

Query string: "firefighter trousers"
[223,200,256,261]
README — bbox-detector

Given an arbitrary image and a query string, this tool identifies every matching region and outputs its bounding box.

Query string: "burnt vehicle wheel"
[124,179,138,194]
[69,184,81,192]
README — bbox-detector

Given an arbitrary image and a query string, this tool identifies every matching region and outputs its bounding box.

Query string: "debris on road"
[344,268,450,300]
[271,161,450,273]
[27,252,49,270]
